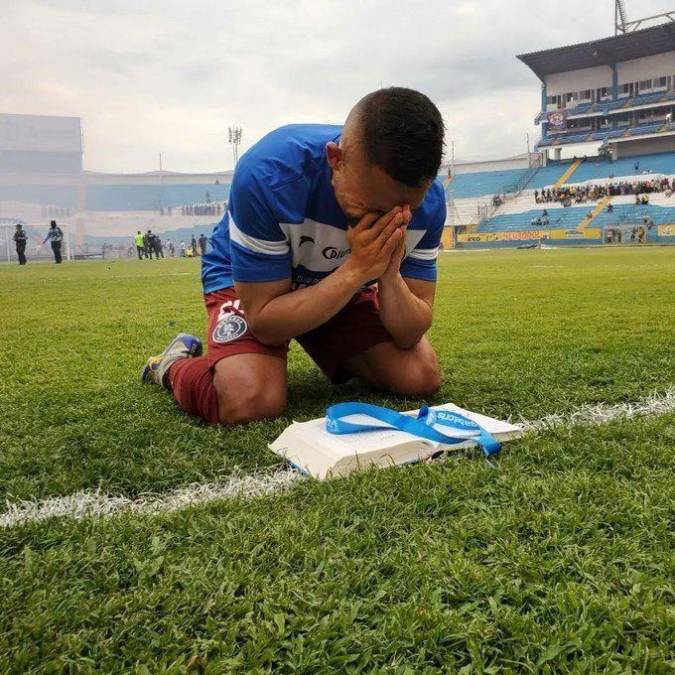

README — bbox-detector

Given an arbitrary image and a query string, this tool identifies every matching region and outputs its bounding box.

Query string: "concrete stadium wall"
[617,52,675,85]
[615,137,675,157]
[546,65,612,97]
[448,156,532,176]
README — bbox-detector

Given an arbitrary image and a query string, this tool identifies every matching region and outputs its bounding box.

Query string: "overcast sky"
[2,0,673,173]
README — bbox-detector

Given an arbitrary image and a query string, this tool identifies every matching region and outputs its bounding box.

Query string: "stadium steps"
[578,196,611,231]
[553,159,583,189]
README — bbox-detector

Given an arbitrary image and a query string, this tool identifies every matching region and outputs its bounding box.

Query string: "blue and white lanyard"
[325,402,501,457]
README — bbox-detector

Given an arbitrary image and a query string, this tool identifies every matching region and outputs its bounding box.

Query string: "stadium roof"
[518,22,675,80]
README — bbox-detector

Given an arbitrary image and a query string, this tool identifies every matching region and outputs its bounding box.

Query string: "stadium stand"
[539,122,675,148]
[571,152,675,182]
[0,184,77,208]
[0,182,230,212]
[480,202,675,234]
[85,183,230,211]
[445,168,531,199]
[535,90,675,123]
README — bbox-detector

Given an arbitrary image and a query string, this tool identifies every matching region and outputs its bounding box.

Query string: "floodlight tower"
[615,0,629,34]
[228,126,243,167]
[615,0,675,34]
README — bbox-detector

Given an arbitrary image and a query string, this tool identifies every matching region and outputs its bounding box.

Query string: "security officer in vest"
[14,223,28,265]
[135,230,146,259]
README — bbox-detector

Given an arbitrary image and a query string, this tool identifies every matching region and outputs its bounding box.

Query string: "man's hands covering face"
[345,206,411,285]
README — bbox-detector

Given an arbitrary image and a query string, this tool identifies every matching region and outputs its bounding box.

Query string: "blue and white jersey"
[201,124,447,295]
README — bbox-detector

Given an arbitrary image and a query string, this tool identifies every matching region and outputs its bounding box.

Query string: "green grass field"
[1,247,674,672]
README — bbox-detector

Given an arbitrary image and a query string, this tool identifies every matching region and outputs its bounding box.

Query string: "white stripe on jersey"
[408,246,439,261]
[229,216,290,256]
[404,229,426,256]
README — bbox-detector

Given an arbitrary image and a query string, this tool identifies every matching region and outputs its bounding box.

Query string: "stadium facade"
[0,113,231,258]
[441,17,675,250]
[5,14,675,260]
[519,22,675,161]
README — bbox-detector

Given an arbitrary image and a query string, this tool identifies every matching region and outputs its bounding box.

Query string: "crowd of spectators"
[180,202,223,217]
[535,177,675,207]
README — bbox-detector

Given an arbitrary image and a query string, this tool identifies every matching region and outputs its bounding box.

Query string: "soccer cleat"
[141,333,203,388]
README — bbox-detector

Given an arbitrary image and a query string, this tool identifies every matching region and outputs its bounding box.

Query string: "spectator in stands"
[13,224,27,265]
[43,220,64,264]
[198,233,208,256]
[135,231,145,260]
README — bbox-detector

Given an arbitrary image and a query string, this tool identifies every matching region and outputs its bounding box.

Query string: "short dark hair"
[357,87,445,188]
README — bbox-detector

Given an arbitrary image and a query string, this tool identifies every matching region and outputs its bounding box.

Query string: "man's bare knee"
[392,357,442,397]
[216,384,287,425]
[212,355,288,425]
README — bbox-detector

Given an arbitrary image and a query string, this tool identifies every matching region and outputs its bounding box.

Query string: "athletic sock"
[168,357,220,424]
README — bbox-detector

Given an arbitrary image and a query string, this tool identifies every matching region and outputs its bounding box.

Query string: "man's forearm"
[240,264,365,345]
[378,274,433,349]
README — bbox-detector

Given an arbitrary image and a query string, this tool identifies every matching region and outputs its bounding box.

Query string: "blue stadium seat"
[571,152,675,182]
[480,203,675,232]
[445,168,531,198]
[545,90,675,122]
[0,184,77,207]
[528,162,576,189]
[539,121,672,148]
[85,183,231,211]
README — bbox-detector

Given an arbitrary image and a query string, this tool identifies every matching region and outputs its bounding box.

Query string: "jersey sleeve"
[228,170,292,283]
[399,190,446,282]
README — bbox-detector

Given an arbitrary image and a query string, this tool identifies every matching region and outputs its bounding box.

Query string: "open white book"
[269,403,523,479]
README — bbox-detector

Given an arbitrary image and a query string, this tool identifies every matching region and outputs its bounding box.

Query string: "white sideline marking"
[0,470,297,529]
[2,388,674,529]
[520,387,675,432]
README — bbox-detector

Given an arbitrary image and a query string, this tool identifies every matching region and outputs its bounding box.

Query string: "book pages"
[269,403,523,480]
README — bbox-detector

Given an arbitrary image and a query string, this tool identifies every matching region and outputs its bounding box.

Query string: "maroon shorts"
[204,286,394,383]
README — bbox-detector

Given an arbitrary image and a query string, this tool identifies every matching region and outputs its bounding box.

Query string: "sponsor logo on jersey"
[322,246,350,260]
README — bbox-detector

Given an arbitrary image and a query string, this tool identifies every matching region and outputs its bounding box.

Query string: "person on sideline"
[135,230,146,259]
[43,221,64,264]
[14,224,28,265]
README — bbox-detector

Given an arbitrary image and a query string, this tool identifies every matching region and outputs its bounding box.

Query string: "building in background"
[0,113,232,256]
[519,22,675,161]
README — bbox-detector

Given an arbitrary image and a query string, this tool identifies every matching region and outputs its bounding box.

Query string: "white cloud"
[2,0,673,172]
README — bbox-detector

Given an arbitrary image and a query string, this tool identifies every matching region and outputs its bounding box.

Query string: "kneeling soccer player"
[143,87,446,425]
